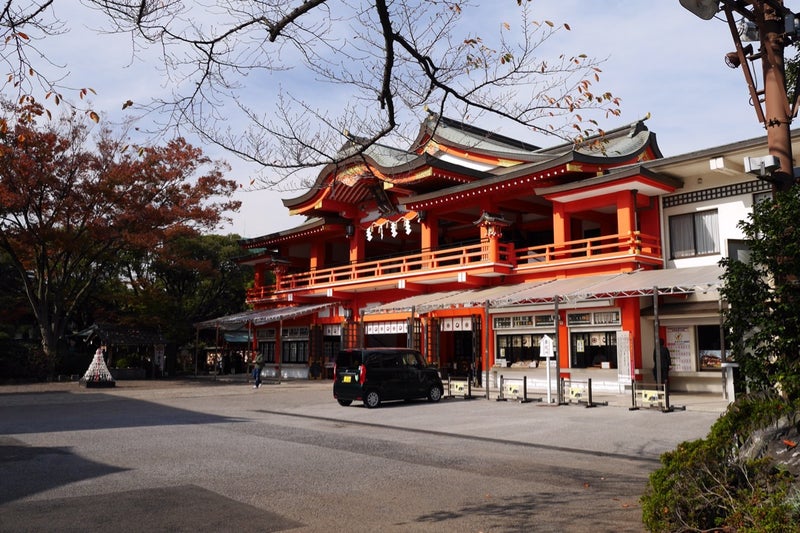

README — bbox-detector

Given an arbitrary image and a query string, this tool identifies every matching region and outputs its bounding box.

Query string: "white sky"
[26,1,791,238]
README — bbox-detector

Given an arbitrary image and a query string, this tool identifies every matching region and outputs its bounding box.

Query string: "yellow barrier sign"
[451,381,467,394]
[569,386,583,400]
[641,389,661,404]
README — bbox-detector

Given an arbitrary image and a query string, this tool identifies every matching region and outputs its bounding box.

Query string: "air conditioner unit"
[743,155,780,176]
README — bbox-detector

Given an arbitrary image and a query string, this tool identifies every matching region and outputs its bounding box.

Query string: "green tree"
[73,231,255,374]
[118,231,254,346]
[0,101,240,376]
[719,189,800,400]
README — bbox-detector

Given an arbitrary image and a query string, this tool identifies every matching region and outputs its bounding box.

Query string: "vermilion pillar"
[349,226,365,264]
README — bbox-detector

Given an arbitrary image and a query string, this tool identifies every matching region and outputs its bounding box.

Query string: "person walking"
[653,338,671,388]
[252,352,265,389]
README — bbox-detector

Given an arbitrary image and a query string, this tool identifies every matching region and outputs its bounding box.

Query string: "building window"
[494,314,553,329]
[697,325,726,371]
[753,190,772,206]
[669,210,719,258]
[566,312,592,326]
[593,311,620,325]
[494,317,512,329]
[570,331,617,368]
[512,315,533,328]
[259,341,275,363]
[282,340,309,364]
[728,239,751,263]
[496,334,549,366]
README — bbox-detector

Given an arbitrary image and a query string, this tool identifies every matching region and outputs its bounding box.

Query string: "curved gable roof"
[402,119,662,208]
[281,115,662,221]
[411,114,541,158]
[533,118,662,162]
[283,135,488,216]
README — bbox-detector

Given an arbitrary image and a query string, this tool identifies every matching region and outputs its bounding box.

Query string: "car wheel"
[427,385,443,402]
[337,399,352,406]
[364,390,381,408]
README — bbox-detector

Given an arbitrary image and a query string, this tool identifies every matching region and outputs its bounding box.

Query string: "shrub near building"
[641,392,800,532]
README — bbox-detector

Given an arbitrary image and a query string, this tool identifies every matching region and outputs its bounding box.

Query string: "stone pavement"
[0,376,730,532]
[0,375,733,414]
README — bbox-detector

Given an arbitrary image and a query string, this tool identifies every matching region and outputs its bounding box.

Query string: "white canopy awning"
[419,284,540,311]
[194,303,335,330]
[493,275,620,306]
[365,284,538,314]
[575,264,724,299]
[365,265,725,314]
[364,290,466,314]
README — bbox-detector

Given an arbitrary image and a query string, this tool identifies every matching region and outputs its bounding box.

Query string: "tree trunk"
[38,324,59,379]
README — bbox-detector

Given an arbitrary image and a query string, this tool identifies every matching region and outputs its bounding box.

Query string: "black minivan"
[333,348,444,408]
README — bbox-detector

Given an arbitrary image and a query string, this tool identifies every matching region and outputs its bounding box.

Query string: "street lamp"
[680,0,798,190]
[724,43,754,68]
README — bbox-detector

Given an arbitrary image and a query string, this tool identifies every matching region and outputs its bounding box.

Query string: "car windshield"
[403,352,424,367]
[335,351,362,368]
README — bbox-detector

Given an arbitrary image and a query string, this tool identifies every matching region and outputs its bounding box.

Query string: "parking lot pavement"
[0,376,733,413]
[439,383,732,415]
[0,377,729,458]
[0,378,728,532]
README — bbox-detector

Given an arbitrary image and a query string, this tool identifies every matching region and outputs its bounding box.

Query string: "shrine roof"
[239,217,336,249]
[411,114,542,158]
[532,118,661,160]
[400,118,661,207]
[282,142,486,213]
[270,114,661,238]
[533,164,683,202]
[337,137,420,168]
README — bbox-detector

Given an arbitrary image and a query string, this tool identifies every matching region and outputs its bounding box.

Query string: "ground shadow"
[0,484,302,533]
[0,392,242,434]
[412,489,643,532]
[0,436,128,505]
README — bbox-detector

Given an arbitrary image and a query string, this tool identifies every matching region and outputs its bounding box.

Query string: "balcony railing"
[514,231,660,264]
[246,231,660,302]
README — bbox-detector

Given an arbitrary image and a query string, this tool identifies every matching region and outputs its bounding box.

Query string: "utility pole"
[681,0,796,189]
[753,0,794,190]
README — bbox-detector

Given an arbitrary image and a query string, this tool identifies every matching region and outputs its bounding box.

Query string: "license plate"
[342,375,352,383]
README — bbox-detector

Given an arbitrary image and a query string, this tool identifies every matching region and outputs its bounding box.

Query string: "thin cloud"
[21,2,773,237]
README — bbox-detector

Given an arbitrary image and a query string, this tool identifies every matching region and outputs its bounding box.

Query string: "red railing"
[514,231,660,265]
[246,232,660,302]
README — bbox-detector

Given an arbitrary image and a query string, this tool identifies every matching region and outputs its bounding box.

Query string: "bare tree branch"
[0,0,622,188]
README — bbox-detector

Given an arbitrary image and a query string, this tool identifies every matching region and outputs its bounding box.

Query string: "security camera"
[743,155,780,176]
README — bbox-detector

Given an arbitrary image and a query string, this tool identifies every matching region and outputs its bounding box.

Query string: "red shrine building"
[200,112,793,395]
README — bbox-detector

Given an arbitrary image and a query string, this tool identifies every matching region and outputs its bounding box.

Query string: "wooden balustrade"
[513,232,661,265]
[246,232,662,302]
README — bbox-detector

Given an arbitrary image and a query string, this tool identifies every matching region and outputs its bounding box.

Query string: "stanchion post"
[629,380,639,411]
[496,374,505,401]
[663,383,673,413]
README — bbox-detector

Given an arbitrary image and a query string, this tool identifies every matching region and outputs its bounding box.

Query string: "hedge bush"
[641,392,800,532]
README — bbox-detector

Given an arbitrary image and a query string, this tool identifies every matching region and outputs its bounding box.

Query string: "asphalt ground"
[0,378,728,532]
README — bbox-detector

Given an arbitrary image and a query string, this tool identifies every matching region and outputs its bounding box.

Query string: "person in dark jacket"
[653,338,671,386]
[253,352,265,389]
